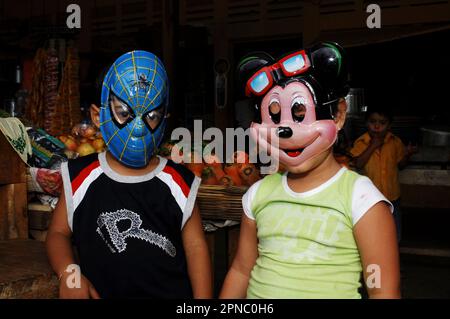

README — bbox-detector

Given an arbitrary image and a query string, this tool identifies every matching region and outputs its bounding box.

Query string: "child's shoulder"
[63,152,99,174]
[355,132,370,143]
[338,167,367,188]
[341,167,362,179]
[163,158,195,178]
[246,171,282,195]
[68,152,98,165]
[160,158,198,187]
[259,171,283,184]
[387,133,404,144]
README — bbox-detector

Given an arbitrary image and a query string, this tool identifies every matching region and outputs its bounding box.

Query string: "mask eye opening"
[291,99,306,123]
[109,93,135,128]
[142,105,167,133]
[268,100,281,124]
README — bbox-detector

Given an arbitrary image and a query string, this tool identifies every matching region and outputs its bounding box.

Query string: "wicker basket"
[197,185,248,221]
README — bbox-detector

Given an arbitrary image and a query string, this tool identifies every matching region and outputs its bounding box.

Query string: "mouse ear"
[236,51,275,95]
[309,42,349,101]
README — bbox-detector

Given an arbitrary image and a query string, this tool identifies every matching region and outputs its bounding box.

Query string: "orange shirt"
[350,132,405,201]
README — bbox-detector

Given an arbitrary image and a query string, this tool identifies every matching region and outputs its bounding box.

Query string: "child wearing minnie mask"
[220,43,400,299]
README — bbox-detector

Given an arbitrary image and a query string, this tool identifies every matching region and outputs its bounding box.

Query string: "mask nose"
[130,117,147,137]
[276,126,293,138]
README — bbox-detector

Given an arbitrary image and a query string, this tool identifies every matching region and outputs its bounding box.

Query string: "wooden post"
[213,0,230,132]
[162,0,178,131]
[0,133,28,240]
[303,1,320,47]
[162,0,176,87]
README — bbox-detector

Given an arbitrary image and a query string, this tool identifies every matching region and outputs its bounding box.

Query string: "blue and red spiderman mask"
[238,42,349,169]
[100,50,169,168]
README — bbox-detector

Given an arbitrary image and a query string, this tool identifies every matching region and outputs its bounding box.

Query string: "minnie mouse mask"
[238,42,349,168]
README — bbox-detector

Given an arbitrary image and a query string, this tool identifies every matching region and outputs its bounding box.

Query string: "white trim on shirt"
[242,179,263,221]
[351,176,393,225]
[242,171,393,225]
[281,167,346,198]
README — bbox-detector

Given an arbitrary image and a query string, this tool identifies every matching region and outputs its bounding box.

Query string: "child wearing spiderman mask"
[220,42,400,299]
[46,51,212,299]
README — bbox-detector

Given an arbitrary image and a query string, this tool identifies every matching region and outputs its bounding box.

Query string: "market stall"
[0,39,103,297]
[0,0,449,300]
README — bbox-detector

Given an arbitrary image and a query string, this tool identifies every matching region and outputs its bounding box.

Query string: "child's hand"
[370,136,384,149]
[406,142,418,157]
[59,273,101,299]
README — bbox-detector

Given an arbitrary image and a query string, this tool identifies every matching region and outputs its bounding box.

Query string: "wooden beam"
[227,18,305,40]
[401,184,450,209]
[400,246,450,258]
[303,1,320,46]
[320,3,450,30]
[213,0,230,131]
[162,0,177,131]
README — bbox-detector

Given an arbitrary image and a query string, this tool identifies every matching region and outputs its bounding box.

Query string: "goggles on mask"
[245,50,311,97]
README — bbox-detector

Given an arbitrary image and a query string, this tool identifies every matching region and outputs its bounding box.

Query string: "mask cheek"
[316,120,338,145]
[250,123,272,154]
[294,121,337,164]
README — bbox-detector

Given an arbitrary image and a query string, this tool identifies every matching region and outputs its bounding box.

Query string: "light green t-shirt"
[242,167,390,299]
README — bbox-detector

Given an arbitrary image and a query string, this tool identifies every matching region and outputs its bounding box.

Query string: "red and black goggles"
[245,50,311,97]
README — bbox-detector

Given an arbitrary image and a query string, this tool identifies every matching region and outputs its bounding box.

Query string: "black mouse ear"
[309,42,349,101]
[236,51,275,95]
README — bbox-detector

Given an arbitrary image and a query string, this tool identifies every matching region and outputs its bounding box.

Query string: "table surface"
[0,239,58,298]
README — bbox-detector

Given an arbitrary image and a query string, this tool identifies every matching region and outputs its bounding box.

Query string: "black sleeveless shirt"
[61,152,200,298]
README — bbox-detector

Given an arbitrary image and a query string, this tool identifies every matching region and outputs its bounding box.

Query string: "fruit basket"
[197,184,248,221]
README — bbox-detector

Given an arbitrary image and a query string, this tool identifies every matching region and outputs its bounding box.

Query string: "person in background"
[350,107,417,242]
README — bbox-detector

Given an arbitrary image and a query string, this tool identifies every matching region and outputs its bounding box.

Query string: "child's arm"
[353,202,401,298]
[353,137,384,169]
[46,192,100,299]
[219,215,258,298]
[398,142,417,170]
[182,203,213,298]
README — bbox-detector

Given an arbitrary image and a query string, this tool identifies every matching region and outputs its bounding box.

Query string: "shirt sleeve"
[351,176,394,226]
[349,138,367,158]
[60,161,75,231]
[182,176,201,229]
[159,160,202,230]
[242,179,263,220]
[395,137,406,163]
